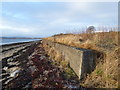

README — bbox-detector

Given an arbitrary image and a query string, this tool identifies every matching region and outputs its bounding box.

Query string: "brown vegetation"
[43,28,119,88]
[44,31,118,51]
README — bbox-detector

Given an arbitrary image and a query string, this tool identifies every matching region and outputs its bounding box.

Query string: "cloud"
[65,2,117,21]
[1,2,117,37]
[1,19,43,37]
[0,25,30,33]
[1,16,51,37]
[66,2,93,14]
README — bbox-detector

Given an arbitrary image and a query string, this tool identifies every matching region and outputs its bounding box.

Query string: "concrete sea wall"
[42,40,96,79]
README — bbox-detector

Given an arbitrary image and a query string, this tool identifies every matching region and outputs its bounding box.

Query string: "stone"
[10,70,20,77]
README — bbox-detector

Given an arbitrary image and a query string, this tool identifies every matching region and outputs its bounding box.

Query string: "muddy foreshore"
[0,40,86,89]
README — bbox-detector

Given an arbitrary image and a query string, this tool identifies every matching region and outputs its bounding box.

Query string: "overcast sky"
[1,2,118,37]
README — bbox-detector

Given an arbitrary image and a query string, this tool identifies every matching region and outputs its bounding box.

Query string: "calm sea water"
[0,39,40,45]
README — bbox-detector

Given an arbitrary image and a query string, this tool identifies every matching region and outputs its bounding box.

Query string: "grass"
[96,69,103,76]
[43,27,119,88]
[43,43,78,80]
[62,66,77,79]
[44,31,118,51]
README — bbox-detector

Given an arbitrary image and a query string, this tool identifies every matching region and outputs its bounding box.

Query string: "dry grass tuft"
[44,31,118,51]
[82,47,119,88]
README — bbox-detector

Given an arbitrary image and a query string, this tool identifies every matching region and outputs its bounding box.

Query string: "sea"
[0,38,40,45]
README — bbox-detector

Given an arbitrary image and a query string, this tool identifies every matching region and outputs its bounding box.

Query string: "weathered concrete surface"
[42,40,95,79]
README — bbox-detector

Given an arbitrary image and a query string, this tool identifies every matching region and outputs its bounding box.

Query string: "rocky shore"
[0,40,85,89]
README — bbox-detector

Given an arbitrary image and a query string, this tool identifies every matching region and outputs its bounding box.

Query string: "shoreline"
[1,40,41,59]
[1,39,82,89]
[1,40,81,89]
[1,40,41,47]
[1,40,41,89]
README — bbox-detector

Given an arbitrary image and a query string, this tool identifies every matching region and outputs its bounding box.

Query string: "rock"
[4,78,13,85]
[29,66,37,73]
[43,70,49,75]
[8,67,21,73]
[8,65,16,68]
[1,73,10,78]
[3,67,8,71]
[40,56,46,60]
[10,70,20,77]
[22,82,32,89]
[64,84,78,88]
[7,58,14,62]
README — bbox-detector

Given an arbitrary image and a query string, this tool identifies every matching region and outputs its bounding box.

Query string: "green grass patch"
[96,69,103,76]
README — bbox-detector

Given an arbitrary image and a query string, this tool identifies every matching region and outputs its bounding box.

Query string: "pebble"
[3,67,8,71]
[10,70,20,77]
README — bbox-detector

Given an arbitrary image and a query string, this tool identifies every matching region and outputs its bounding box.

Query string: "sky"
[0,2,118,37]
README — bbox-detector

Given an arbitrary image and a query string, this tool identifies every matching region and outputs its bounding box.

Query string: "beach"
[1,40,81,89]
[1,40,40,88]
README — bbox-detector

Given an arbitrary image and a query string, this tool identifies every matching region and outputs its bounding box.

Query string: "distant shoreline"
[0,37,41,39]
[1,40,41,47]
[0,39,41,46]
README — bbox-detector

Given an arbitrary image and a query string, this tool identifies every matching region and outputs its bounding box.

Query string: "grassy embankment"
[44,28,119,88]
